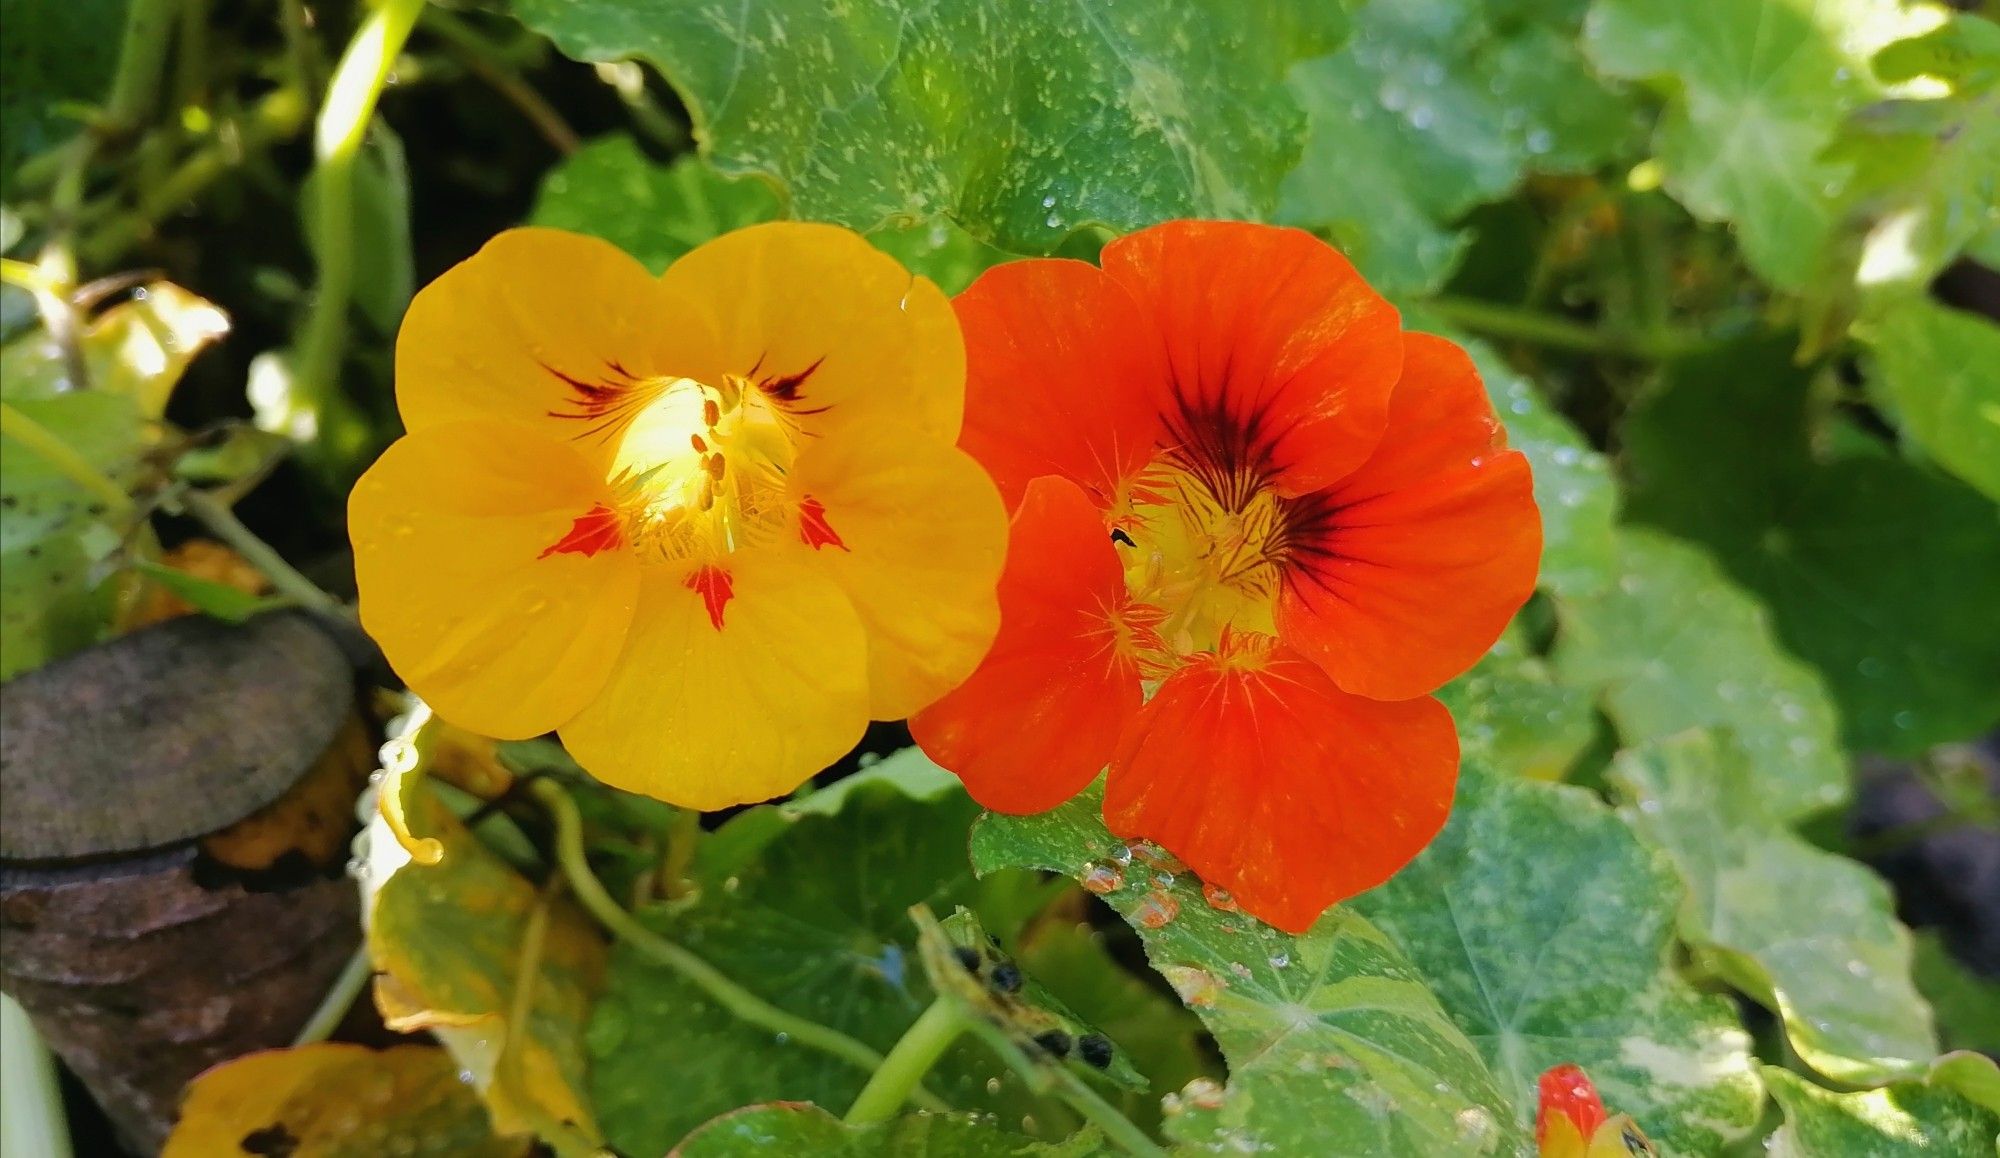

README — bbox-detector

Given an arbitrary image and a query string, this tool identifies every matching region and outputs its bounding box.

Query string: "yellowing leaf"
[161,1044,526,1158]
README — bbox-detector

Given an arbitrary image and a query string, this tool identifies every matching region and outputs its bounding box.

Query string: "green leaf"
[0,0,128,200]
[971,786,1526,1158]
[671,1103,1105,1157]
[1764,1063,2000,1157]
[300,130,414,335]
[0,392,141,554]
[1610,731,1936,1085]
[530,135,784,273]
[1620,336,2000,753]
[1351,761,1763,1157]
[1913,932,2000,1056]
[1282,0,1638,295]
[585,781,1081,1154]
[1860,298,2000,504]
[1436,622,1596,780]
[1552,527,1847,819]
[130,559,282,624]
[1583,0,1927,291]
[513,0,1348,253]
[530,134,1009,293]
[0,534,114,680]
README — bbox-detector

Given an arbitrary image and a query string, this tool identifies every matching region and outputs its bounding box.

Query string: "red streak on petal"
[538,503,624,559]
[685,565,734,631]
[1536,1065,1608,1149]
[798,496,849,552]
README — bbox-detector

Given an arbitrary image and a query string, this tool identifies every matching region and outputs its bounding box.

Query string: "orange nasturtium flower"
[1536,1064,1657,1157]
[911,220,1541,932]
[350,225,1007,809]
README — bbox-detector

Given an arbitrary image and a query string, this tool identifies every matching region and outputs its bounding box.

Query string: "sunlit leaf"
[1352,761,1764,1157]
[1620,336,2000,754]
[0,531,114,680]
[1611,731,1936,1085]
[0,391,141,554]
[1764,1062,2000,1156]
[83,282,231,419]
[1437,623,1595,780]
[529,135,783,273]
[1553,528,1847,818]
[972,785,1526,1158]
[514,0,1347,253]
[161,1044,525,1158]
[1283,0,1639,295]
[672,1102,1105,1157]
[1583,0,1930,290]
[359,735,607,1146]
[1860,298,2000,505]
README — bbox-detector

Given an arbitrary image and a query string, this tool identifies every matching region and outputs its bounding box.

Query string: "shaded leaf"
[0,532,114,680]
[514,0,1347,253]
[585,780,1070,1154]
[1611,731,1936,1085]
[1913,932,2000,1056]
[529,135,784,273]
[0,0,127,199]
[1436,622,1595,780]
[0,391,141,554]
[1283,0,1638,295]
[1552,527,1847,818]
[131,559,281,624]
[1621,336,2000,753]
[672,1102,1105,1157]
[1764,1062,2000,1157]
[1860,298,2000,504]
[1352,762,1763,1157]
[161,1044,525,1158]
[972,786,1525,1157]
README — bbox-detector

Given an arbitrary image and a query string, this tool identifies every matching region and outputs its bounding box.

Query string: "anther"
[702,398,721,428]
[705,453,726,481]
[690,433,707,453]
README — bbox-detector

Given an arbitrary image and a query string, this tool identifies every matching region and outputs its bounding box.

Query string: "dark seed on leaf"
[989,961,1023,993]
[1078,1033,1114,1068]
[953,946,982,974]
[1033,1029,1072,1058]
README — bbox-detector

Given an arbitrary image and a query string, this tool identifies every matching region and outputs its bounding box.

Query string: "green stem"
[1,996,73,1158]
[959,1020,1167,1157]
[177,488,348,617]
[844,1000,971,1124]
[104,0,179,130]
[0,402,133,515]
[1428,295,1708,360]
[421,9,580,154]
[530,779,947,1110]
[290,945,371,1046]
[292,0,426,452]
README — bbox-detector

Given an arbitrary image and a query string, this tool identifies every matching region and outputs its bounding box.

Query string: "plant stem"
[1428,295,1708,360]
[959,1020,1167,1158]
[422,9,580,155]
[177,488,349,617]
[290,945,372,1046]
[844,1000,971,1124]
[291,0,425,459]
[0,402,134,515]
[1,995,73,1158]
[104,0,179,131]
[529,779,947,1110]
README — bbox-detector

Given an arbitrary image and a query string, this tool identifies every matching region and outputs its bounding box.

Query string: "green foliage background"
[3,0,1997,1154]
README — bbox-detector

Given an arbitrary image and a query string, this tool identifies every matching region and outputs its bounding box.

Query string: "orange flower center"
[546,361,817,566]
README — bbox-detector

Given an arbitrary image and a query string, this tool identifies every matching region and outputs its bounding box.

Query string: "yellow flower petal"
[658,222,963,443]
[790,428,1007,719]
[557,547,867,809]
[394,228,724,453]
[350,420,640,738]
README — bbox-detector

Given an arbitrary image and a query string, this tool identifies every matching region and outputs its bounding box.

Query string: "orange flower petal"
[1103,644,1458,933]
[394,229,719,460]
[1279,333,1541,701]
[1099,220,1403,496]
[558,548,867,810]
[657,222,963,445]
[789,425,1007,720]
[911,476,1141,814]
[349,420,640,739]
[953,259,1168,511]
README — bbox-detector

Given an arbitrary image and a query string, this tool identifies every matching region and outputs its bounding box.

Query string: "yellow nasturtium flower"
[349,225,1008,809]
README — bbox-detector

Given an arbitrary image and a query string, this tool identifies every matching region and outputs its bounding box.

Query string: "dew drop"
[986,1076,1003,1095]
[1183,1076,1226,1111]
[1133,890,1180,929]
[1268,951,1291,969]
[1164,964,1225,1007]
[1041,194,1057,208]
[1202,882,1239,912]
[1081,862,1124,894]
[1526,128,1554,154]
